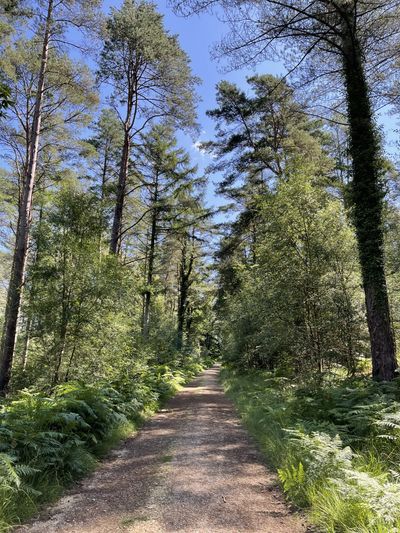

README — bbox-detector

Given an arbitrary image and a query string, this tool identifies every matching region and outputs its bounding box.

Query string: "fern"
[278,463,307,505]
[283,429,353,482]
[0,361,203,531]
[0,454,21,490]
[333,470,400,527]
[222,368,400,532]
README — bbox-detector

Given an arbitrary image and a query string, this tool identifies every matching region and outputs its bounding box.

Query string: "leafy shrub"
[221,367,400,532]
[0,358,206,531]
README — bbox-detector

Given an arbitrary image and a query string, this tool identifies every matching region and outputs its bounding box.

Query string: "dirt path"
[16,365,307,533]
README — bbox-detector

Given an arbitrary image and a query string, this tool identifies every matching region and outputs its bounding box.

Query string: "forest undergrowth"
[222,367,400,533]
[0,357,208,531]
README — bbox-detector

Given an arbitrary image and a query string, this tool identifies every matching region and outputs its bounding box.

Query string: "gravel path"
[16,365,307,533]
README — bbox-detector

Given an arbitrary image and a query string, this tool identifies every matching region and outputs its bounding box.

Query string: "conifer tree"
[134,125,198,339]
[98,0,198,254]
[0,0,100,393]
[174,0,400,380]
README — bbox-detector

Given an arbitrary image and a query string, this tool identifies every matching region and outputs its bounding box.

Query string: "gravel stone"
[15,365,308,533]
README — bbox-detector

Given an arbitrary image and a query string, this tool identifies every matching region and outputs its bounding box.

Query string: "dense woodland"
[1,0,400,531]
[0,0,215,393]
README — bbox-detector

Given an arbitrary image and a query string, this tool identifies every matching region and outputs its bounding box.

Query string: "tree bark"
[98,140,110,254]
[109,60,138,255]
[110,130,130,254]
[142,175,158,339]
[0,0,53,394]
[177,242,187,351]
[52,323,67,387]
[177,233,194,350]
[21,315,31,372]
[342,32,397,381]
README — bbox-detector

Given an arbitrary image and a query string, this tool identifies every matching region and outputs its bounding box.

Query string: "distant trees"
[133,126,197,339]
[14,184,138,388]
[174,0,400,380]
[3,0,400,393]
[26,189,108,386]
[206,75,326,187]
[207,75,329,287]
[206,76,365,373]
[85,108,124,249]
[220,167,365,374]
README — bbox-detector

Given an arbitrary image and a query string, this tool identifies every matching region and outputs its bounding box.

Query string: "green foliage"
[0,82,11,117]
[0,35,98,136]
[208,74,369,377]
[99,0,197,130]
[2,0,399,530]
[222,367,400,532]
[0,453,38,532]
[206,75,329,190]
[13,186,137,388]
[278,462,306,505]
[220,168,366,374]
[0,359,206,530]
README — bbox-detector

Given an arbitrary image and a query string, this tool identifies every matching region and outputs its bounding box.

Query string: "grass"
[120,515,150,527]
[160,454,173,463]
[0,358,208,532]
[221,366,400,533]
[120,517,137,527]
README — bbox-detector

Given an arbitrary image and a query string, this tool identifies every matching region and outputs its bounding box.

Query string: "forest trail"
[16,365,307,533]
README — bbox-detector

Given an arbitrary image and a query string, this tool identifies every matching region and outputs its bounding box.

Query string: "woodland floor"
[15,365,308,533]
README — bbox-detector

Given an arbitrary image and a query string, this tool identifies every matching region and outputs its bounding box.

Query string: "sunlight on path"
[16,365,307,533]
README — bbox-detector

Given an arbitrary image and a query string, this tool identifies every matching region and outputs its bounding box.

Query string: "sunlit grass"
[221,367,400,532]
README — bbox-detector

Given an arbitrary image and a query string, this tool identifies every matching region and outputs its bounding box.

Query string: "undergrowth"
[0,357,207,531]
[221,367,400,533]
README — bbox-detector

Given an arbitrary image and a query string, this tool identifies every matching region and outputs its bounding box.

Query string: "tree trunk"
[21,316,31,371]
[177,243,187,351]
[110,130,130,254]
[64,343,77,382]
[177,234,194,350]
[0,0,53,394]
[142,176,158,339]
[98,143,110,254]
[342,33,397,381]
[52,324,67,387]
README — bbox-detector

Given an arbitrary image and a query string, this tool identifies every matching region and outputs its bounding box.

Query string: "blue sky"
[101,0,283,213]
[101,0,398,212]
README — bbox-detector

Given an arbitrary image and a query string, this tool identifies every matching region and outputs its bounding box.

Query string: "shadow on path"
[16,365,307,533]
